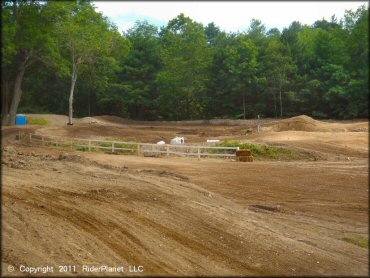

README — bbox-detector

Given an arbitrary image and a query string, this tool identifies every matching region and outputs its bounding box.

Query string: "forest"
[1,1,369,125]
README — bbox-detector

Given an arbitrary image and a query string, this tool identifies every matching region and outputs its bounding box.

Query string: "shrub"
[215,140,300,160]
[27,117,50,126]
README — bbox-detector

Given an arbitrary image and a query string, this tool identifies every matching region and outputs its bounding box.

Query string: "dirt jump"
[2,114,368,276]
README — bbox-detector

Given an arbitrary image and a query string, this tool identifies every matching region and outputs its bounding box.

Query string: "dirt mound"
[347,122,369,132]
[265,115,368,132]
[92,115,133,125]
[1,126,40,142]
[79,116,103,125]
[90,115,275,127]
[266,115,327,132]
[1,145,57,169]
[2,145,368,276]
[1,145,129,174]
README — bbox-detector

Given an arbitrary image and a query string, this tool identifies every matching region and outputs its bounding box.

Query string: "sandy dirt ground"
[1,114,368,276]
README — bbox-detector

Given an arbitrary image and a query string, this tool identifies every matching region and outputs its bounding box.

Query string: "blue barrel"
[15,114,27,125]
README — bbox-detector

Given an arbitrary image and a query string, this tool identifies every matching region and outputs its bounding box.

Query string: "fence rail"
[18,132,239,159]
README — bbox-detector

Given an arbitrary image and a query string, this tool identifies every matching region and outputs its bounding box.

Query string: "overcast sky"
[93,1,368,33]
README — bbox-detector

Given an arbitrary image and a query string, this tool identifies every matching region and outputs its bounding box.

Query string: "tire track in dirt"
[2,143,368,276]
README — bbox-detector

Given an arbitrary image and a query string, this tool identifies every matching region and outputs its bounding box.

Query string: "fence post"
[88,140,91,152]
[137,144,140,156]
[41,136,44,146]
[29,133,32,143]
[166,145,169,157]
[112,142,115,153]
[197,147,201,160]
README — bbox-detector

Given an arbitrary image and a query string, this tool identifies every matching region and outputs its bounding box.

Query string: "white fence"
[19,133,239,159]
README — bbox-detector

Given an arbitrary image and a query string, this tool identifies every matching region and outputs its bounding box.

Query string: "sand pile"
[79,117,103,125]
[92,115,132,125]
[265,115,368,132]
[268,115,324,132]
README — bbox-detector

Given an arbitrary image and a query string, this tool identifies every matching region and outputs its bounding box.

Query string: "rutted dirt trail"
[2,114,368,276]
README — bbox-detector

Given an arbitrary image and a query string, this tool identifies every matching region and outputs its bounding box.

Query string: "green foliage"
[27,117,50,126]
[77,138,138,154]
[119,21,161,120]
[343,235,368,248]
[75,145,88,152]
[215,140,300,160]
[2,3,368,121]
[156,14,211,120]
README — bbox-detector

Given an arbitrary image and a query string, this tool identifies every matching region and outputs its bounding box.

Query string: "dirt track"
[1,115,369,276]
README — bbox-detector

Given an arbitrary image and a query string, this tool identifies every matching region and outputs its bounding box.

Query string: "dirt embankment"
[12,114,365,161]
[264,115,368,132]
[2,144,369,276]
[2,114,368,276]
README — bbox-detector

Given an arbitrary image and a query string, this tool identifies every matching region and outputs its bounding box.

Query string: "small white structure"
[207,139,220,143]
[170,137,185,145]
[156,140,166,145]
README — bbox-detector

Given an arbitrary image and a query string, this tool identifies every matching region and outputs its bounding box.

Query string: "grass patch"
[72,137,138,154]
[77,137,138,154]
[214,140,300,160]
[75,146,88,152]
[59,143,71,148]
[27,117,50,126]
[96,141,114,148]
[100,137,137,150]
[343,235,368,248]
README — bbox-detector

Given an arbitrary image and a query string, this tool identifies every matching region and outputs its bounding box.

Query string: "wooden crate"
[237,155,254,162]
[236,149,252,157]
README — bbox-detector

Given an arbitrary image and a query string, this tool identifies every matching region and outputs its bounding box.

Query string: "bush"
[27,117,50,126]
[75,146,88,152]
[215,140,300,160]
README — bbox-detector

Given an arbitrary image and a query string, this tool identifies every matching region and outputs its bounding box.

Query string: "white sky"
[93,1,368,33]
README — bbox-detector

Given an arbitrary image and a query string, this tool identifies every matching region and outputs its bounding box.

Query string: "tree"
[224,34,258,119]
[119,21,161,119]
[2,4,368,122]
[206,31,259,119]
[344,5,369,117]
[281,21,302,63]
[205,22,222,46]
[262,37,296,117]
[156,14,210,120]
[50,1,122,124]
[1,1,57,125]
[1,1,16,125]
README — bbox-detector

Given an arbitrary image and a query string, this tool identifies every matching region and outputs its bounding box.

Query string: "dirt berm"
[2,144,368,276]
[264,115,368,132]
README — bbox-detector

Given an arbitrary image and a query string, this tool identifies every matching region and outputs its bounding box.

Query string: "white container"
[170,137,185,145]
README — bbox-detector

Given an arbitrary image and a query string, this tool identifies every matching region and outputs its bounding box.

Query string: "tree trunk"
[68,65,78,125]
[273,90,277,118]
[8,62,26,125]
[279,85,283,118]
[186,94,190,120]
[242,88,246,119]
[87,90,91,117]
[2,78,10,125]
